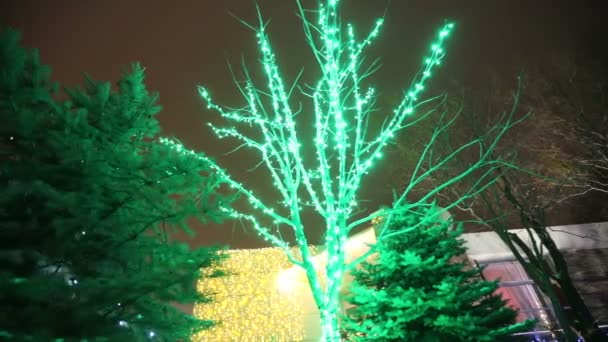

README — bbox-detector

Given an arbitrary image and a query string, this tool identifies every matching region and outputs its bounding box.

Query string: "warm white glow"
[194,247,319,341]
[276,269,297,293]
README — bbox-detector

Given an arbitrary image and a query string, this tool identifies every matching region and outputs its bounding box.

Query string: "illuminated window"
[479,260,557,331]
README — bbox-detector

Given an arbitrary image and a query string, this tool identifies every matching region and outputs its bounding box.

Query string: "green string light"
[166,1,454,340]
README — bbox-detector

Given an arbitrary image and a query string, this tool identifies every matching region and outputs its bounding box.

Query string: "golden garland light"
[193,246,319,341]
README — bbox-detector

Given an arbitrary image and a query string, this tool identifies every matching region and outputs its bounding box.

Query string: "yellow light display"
[193,247,319,341]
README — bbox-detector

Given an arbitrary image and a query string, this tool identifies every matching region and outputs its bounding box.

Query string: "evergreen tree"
[343,203,534,341]
[0,29,232,341]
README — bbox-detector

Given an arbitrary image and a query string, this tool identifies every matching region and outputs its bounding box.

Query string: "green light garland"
[167,1,455,340]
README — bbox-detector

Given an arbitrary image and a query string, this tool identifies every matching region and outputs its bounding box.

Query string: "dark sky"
[2,0,605,248]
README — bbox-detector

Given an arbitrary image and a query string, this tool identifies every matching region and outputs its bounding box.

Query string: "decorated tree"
[0,29,231,340]
[343,203,534,341]
[163,1,526,339]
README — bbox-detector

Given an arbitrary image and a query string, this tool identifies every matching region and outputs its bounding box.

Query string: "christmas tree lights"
[193,247,319,341]
[190,2,453,339]
[173,0,525,340]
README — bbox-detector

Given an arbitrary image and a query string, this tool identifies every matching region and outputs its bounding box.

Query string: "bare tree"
[531,56,608,204]
[478,170,605,341]
[162,1,526,340]
[388,64,608,341]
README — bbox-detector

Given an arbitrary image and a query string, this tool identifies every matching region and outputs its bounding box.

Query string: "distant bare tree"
[390,64,608,341]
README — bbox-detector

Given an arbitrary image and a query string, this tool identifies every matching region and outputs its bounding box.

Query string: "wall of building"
[562,247,608,323]
[463,221,608,262]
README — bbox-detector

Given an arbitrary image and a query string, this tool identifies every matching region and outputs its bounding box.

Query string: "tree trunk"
[542,280,580,342]
[500,232,580,341]
[559,277,607,341]
[539,223,605,340]
[319,224,346,342]
[320,305,342,342]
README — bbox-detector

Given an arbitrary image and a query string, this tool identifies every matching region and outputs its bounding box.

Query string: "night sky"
[2,0,605,248]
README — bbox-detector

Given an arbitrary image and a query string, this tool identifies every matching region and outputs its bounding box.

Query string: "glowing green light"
[177,2,454,341]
